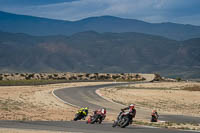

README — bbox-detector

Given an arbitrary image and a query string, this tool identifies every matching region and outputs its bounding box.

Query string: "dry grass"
[0,82,116,133]
[0,82,112,121]
[125,82,200,89]
[134,120,200,131]
[99,83,200,131]
[0,80,70,86]
[183,86,200,91]
[99,82,200,116]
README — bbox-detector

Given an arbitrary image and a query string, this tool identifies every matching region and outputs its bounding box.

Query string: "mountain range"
[0,30,199,79]
[1,11,200,40]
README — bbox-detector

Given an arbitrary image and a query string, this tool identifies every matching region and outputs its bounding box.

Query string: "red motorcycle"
[87,109,106,124]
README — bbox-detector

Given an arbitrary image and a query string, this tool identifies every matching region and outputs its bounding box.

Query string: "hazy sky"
[0,0,200,25]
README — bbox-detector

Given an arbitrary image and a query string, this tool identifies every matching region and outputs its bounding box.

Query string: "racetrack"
[54,83,200,124]
[0,82,200,133]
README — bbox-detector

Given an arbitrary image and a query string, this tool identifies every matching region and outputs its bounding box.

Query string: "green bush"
[176,77,181,82]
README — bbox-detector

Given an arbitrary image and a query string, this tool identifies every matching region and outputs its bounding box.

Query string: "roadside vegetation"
[0,99,23,112]
[183,86,200,91]
[134,120,200,131]
[0,80,77,86]
[0,73,146,86]
[0,78,145,86]
[115,83,200,91]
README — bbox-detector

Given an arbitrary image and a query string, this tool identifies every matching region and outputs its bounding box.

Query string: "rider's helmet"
[129,104,135,109]
[84,107,88,110]
[101,108,106,115]
[152,110,157,116]
[152,110,157,113]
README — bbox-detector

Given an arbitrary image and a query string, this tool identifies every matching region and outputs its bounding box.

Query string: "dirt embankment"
[99,82,200,116]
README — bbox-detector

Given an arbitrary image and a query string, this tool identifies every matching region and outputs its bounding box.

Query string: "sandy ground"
[0,74,154,121]
[1,75,199,131]
[0,82,120,133]
[128,81,200,89]
[99,82,200,117]
[0,128,69,133]
[0,82,113,121]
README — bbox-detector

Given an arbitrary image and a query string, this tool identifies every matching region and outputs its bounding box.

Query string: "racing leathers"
[93,108,106,123]
[118,107,136,124]
[79,107,88,119]
[151,110,159,122]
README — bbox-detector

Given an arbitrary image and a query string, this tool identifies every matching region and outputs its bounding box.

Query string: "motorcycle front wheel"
[120,117,129,128]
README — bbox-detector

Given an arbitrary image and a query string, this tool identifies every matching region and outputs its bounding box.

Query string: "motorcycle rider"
[94,108,106,115]
[151,110,159,122]
[93,108,106,123]
[118,104,136,124]
[78,107,89,120]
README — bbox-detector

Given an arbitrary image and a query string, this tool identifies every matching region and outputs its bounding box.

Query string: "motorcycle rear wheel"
[91,115,99,124]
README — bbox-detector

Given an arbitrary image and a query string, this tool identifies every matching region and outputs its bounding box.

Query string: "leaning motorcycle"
[151,114,159,122]
[73,110,86,121]
[112,111,132,128]
[87,112,105,124]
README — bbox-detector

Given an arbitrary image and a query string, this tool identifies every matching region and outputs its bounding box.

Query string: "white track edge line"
[52,88,80,108]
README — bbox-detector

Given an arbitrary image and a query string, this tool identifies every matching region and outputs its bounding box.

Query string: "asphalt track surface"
[54,83,200,124]
[0,83,199,133]
[0,120,198,133]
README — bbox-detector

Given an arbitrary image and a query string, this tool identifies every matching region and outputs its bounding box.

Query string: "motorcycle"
[151,112,159,122]
[87,111,105,124]
[112,111,132,128]
[73,110,87,121]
